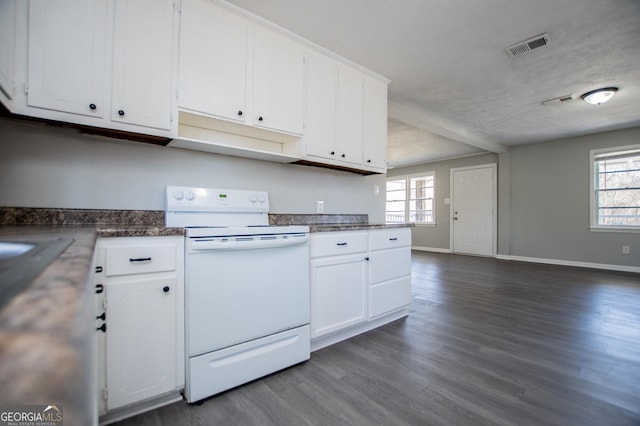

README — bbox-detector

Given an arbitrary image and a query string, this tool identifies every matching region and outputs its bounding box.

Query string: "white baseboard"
[495,254,640,274]
[412,246,451,253]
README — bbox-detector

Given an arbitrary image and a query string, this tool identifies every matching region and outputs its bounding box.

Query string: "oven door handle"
[189,235,309,251]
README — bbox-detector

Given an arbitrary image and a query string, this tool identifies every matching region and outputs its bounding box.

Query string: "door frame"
[449,163,497,257]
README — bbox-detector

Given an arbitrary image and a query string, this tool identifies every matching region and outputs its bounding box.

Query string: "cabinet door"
[27,0,108,117]
[111,0,175,131]
[0,0,16,100]
[305,49,338,160]
[311,254,368,338]
[106,275,177,410]
[337,63,363,165]
[253,25,304,135]
[363,75,388,171]
[178,0,248,122]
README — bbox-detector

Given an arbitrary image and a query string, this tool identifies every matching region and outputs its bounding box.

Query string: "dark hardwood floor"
[114,251,640,426]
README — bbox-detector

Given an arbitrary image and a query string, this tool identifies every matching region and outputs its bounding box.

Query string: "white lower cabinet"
[310,228,411,349]
[94,236,184,419]
[311,253,368,338]
[368,228,412,319]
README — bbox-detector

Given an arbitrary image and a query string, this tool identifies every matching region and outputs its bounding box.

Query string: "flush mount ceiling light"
[581,87,618,105]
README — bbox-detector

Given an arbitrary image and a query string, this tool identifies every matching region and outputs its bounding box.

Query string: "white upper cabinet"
[178,0,249,123]
[6,0,178,138]
[27,0,108,118]
[252,25,304,135]
[111,0,176,131]
[336,63,364,166]
[178,0,304,136]
[305,49,338,160]
[363,75,388,170]
[0,0,16,101]
[304,49,388,173]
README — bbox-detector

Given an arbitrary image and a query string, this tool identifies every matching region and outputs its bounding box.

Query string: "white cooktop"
[165,186,308,237]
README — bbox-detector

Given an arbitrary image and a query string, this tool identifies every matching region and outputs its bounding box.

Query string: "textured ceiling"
[225,0,640,167]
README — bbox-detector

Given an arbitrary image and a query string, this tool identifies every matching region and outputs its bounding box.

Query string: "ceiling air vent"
[542,94,575,106]
[505,33,550,58]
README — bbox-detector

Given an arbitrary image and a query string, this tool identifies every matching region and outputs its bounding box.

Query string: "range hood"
[168,111,301,163]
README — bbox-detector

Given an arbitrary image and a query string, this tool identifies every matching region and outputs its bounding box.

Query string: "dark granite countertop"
[308,223,413,233]
[0,225,97,426]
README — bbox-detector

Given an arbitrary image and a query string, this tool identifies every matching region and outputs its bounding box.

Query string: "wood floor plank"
[113,252,640,426]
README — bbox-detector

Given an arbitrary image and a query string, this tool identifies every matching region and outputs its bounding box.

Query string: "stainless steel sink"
[0,237,74,310]
[0,242,37,260]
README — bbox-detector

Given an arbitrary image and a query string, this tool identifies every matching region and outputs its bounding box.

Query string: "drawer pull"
[336,242,348,246]
[389,237,398,241]
[129,257,152,263]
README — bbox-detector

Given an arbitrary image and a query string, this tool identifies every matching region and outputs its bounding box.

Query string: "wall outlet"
[622,245,630,255]
[317,200,324,214]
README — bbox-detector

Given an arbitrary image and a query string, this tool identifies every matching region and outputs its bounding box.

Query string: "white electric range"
[165,186,310,403]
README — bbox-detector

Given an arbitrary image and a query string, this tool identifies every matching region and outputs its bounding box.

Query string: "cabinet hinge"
[103,388,108,401]
[23,83,28,95]
[173,0,182,13]
[103,297,107,310]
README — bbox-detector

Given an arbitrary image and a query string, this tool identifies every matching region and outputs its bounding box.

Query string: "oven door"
[186,236,310,357]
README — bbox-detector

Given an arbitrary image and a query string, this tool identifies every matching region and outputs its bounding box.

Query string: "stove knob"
[258,195,265,203]
[174,191,184,200]
[186,191,195,201]
[249,194,257,203]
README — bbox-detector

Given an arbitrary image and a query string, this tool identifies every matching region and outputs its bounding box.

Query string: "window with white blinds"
[591,145,640,230]
[386,173,435,224]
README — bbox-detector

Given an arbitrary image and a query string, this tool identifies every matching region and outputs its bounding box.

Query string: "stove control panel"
[165,186,269,213]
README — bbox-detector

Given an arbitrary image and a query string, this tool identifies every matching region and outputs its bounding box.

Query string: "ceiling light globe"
[581,87,618,105]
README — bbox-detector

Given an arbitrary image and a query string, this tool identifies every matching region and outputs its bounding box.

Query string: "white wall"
[0,118,386,221]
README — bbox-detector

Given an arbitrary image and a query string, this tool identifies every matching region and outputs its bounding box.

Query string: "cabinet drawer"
[310,231,368,258]
[369,276,411,319]
[369,228,411,251]
[369,248,411,284]
[105,244,177,276]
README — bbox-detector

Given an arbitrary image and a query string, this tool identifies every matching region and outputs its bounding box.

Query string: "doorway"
[450,164,497,256]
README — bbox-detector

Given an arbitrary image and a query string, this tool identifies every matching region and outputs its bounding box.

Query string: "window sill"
[590,226,640,234]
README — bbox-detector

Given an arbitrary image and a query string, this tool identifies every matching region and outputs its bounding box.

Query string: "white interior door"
[451,164,496,256]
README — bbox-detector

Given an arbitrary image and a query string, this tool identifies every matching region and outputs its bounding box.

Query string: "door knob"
[163,286,171,293]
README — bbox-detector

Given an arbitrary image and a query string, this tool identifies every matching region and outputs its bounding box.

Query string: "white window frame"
[386,172,435,225]
[589,144,640,233]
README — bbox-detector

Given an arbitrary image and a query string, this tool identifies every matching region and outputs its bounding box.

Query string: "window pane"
[386,180,406,191]
[595,151,640,227]
[386,174,436,224]
[598,188,640,226]
[410,187,434,199]
[386,189,406,202]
